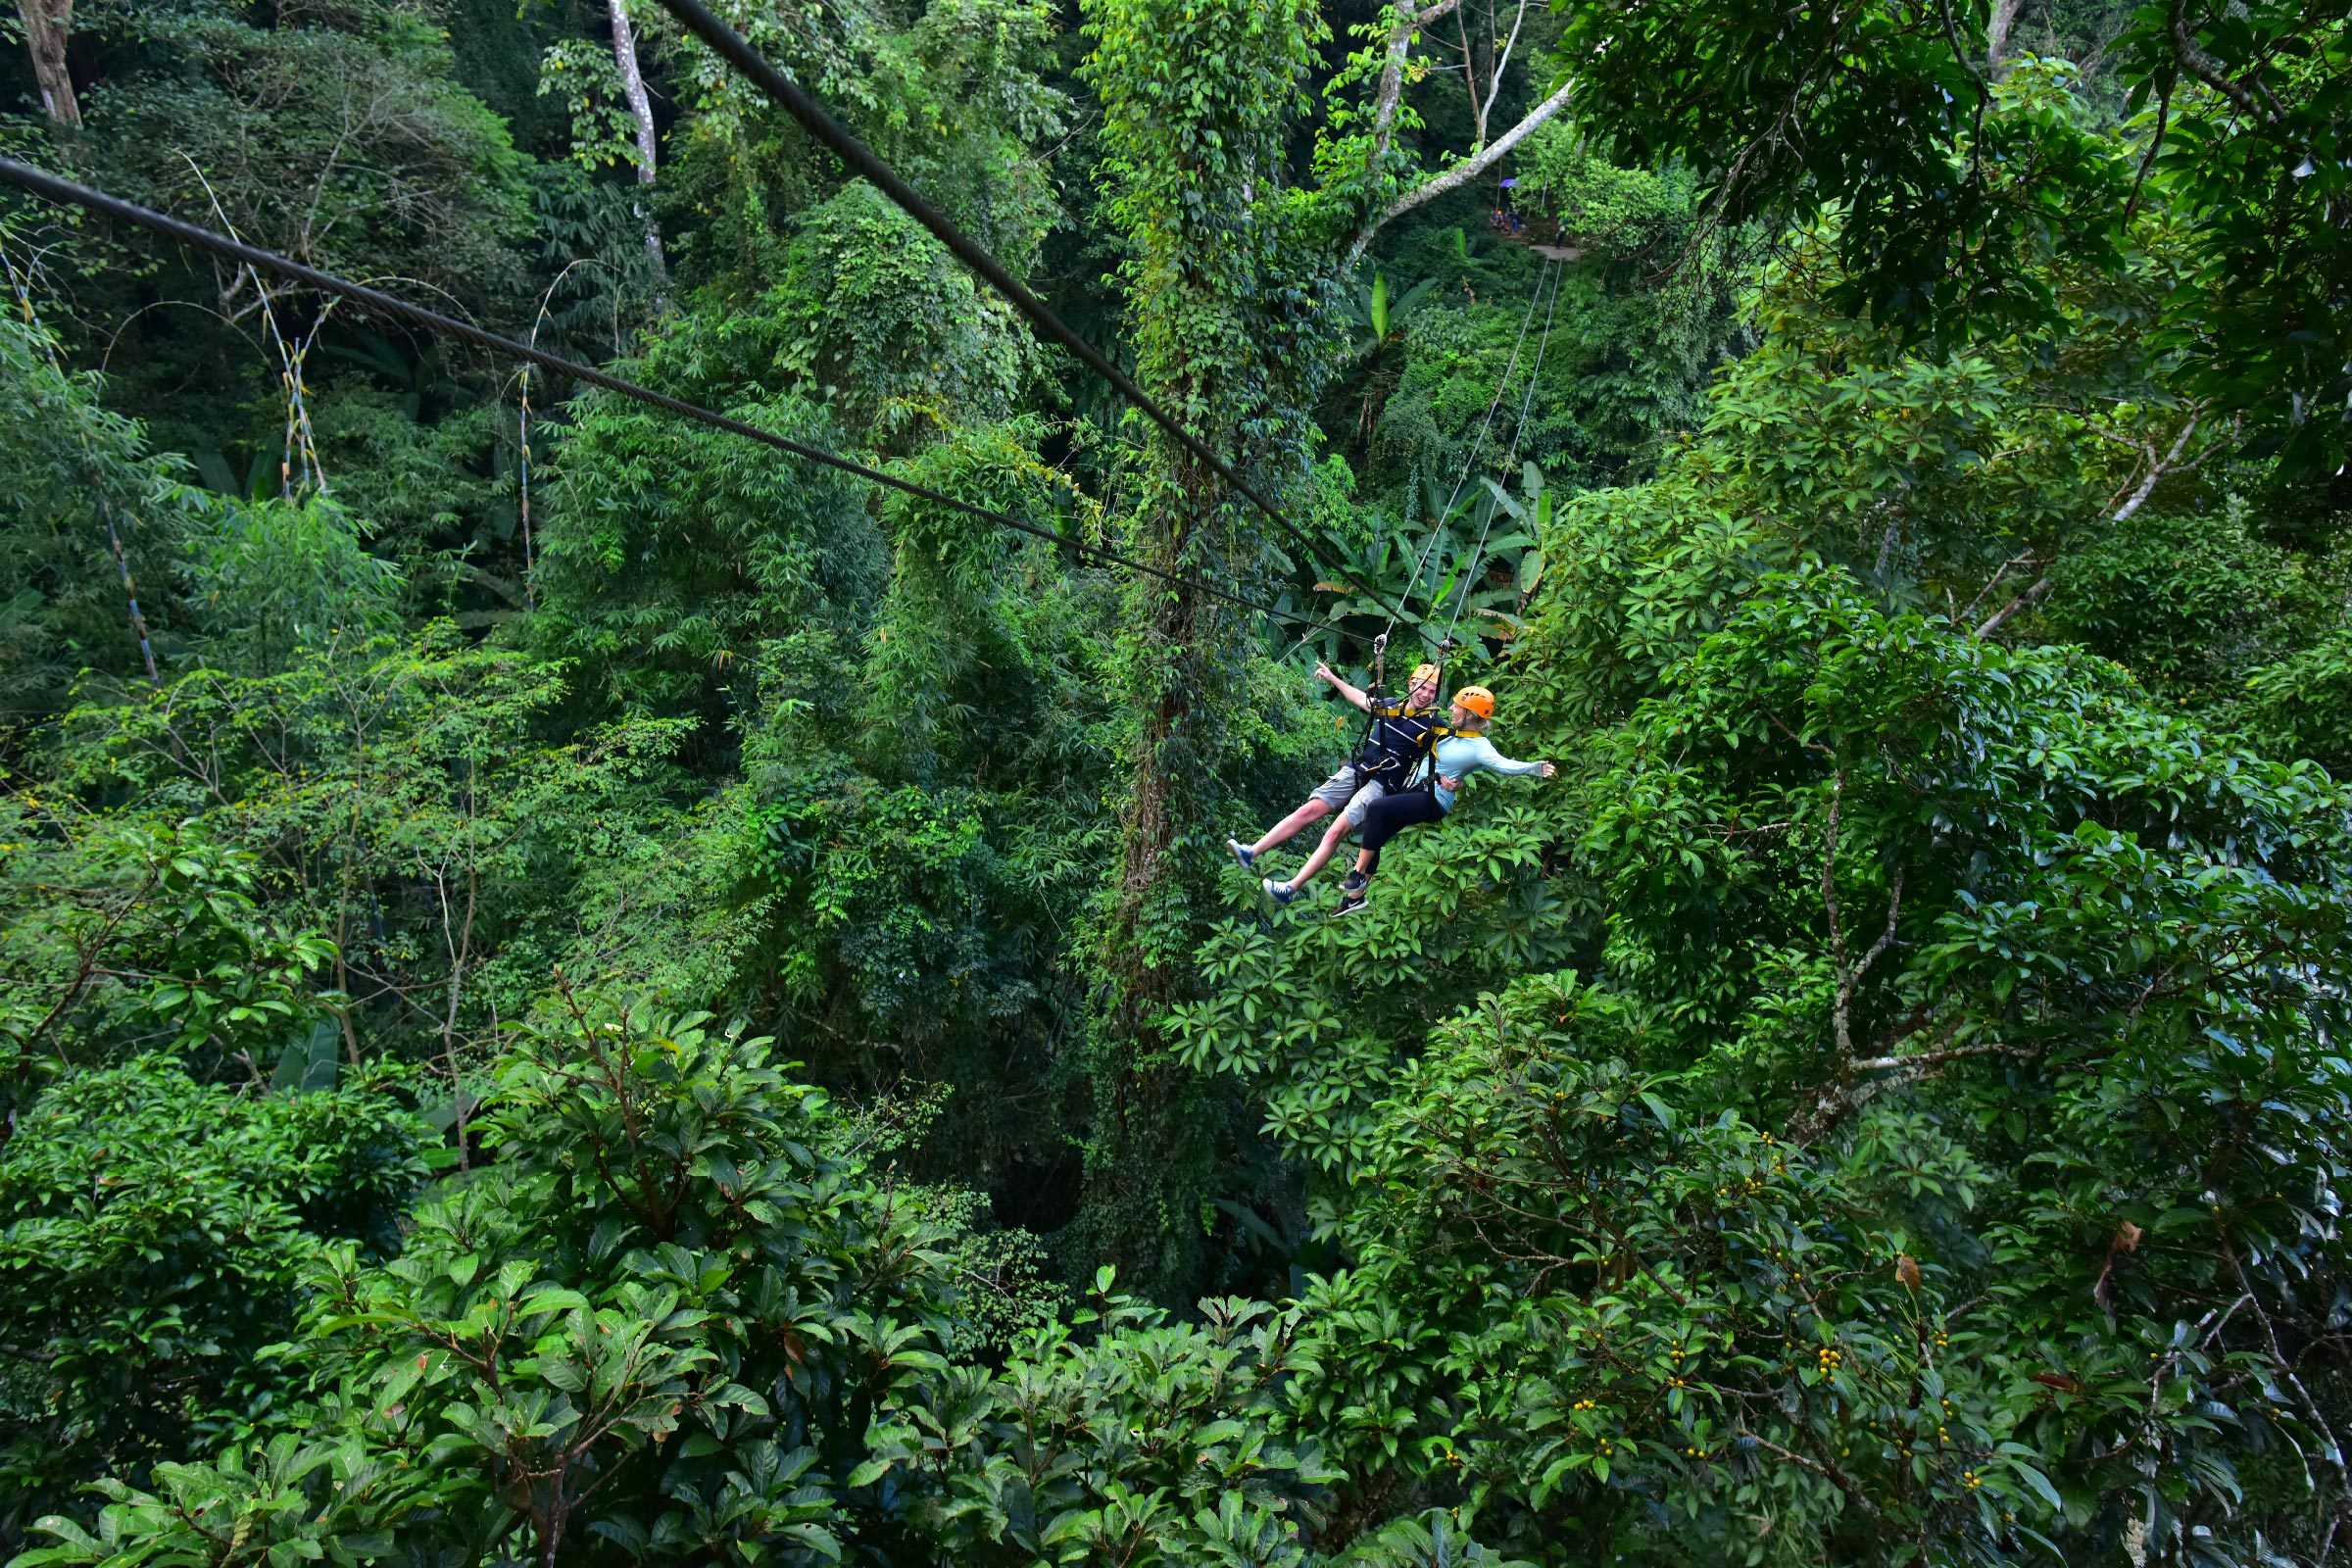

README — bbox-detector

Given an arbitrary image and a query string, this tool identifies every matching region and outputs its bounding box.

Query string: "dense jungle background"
[2,0,2349,1562]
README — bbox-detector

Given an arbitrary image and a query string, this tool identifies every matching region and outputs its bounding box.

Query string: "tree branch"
[1985,0,2026,71]
[1976,413,2201,638]
[1844,1040,2034,1075]
[1347,76,1575,269]
[1361,0,1471,197]
[15,0,78,128]
[2167,0,2279,128]
[1478,0,1534,149]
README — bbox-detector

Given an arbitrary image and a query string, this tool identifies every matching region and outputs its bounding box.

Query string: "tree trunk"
[1074,0,1340,1302]
[1079,423,1237,1298]
[16,0,78,128]
[607,0,667,282]
[1986,0,2027,70]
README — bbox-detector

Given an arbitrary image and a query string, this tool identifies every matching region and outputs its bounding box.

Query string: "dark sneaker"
[1228,838,1256,869]
[1262,878,1298,906]
[1331,890,1369,918]
[1341,869,1368,894]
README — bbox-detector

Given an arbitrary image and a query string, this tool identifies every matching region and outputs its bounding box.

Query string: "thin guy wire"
[1391,254,1554,646]
[1442,254,1561,649]
[0,157,1352,642]
[650,0,1432,647]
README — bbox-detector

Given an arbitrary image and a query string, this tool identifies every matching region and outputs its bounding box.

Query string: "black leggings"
[1356,788,1447,874]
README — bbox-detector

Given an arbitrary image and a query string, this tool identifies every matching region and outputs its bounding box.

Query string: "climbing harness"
[1347,632,1429,793]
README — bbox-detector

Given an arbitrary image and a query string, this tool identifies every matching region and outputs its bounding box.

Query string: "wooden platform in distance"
[1530,243,1582,262]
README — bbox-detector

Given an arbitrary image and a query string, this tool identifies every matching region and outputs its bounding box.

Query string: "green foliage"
[658,0,1065,290]
[302,378,521,598]
[1176,569,2352,1563]
[15,0,531,310]
[0,1054,427,1544]
[1,816,336,1094]
[4,1,2350,1563]
[38,623,791,1070]
[768,185,1041,452]
[1353,140,1748,507]
[887,1289,1344,1565]
[2040,500,2335,701]
[1548,0,2352,478]
[1286,977,2051,1565]
[2110,1,2352,481]
[177,497,403,671]
[532,332,885,727]
[1071,0,1342,1295]
[8,987,1354,1566]
[1549,3,2130,342]
[12,989,964,1563]
[1514,129,1697,260]
[0,308,205,721]
[2239,619,2352,779]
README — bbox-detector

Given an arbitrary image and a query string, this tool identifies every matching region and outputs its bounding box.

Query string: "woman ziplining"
[1230,657,1444,904]
[1243,257,1564,912]
[1321,682,1555,919]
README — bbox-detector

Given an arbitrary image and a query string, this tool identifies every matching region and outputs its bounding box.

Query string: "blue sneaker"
[1262,878,1298,906]
[1228,838,1256,869]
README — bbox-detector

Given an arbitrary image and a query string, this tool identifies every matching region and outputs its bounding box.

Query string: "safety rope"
[1394,254,1557,647]
[1439,256,1563,651]
[1342,251,1559,785]
[0,156,1356,644]
[653,0,1435,648]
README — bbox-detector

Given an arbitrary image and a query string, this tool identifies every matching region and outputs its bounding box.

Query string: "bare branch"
[2111,413,2200,527]
[1479,0,1534,144]
[1347,76,1575,269]
[1845,1041,2034,1075]
[1361,0,1471,198]
[1961,553,2037,622]
[2168,0,2280,128]
[608,0,669,284]
[1976,413,2202,638]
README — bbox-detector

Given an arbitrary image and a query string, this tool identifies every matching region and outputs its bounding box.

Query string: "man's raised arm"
[1313,662,1374,713]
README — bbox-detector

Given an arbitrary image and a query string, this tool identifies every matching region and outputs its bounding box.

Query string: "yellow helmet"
[1453,685,1495,719]
[1409,662,1441,687]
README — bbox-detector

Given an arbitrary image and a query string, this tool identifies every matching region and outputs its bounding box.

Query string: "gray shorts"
[1309,766,1389,826]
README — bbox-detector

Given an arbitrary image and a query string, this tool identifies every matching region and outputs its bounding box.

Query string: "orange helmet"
[1453,685,1495,719]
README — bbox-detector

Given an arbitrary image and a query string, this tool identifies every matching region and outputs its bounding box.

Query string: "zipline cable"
[0,156,1352,641]
[1441,254,1563,651]
[649,0,1431,646]
[1387,254,1556,649]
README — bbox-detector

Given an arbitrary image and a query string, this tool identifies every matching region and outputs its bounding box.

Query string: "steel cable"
[1440,253,1563,650]
[650,0,1431,645]
[0,156,1355,641]
[1389,254,1557,651]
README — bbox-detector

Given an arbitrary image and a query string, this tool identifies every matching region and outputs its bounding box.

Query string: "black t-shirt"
[1356,701,1437,785]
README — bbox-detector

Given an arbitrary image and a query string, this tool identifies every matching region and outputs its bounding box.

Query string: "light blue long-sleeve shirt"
[1406,732,1548,810]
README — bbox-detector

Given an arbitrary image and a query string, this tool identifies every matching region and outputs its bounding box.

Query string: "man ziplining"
[1327,682,1554,917]
[1230,660,1441,905]
[1239,674,1555,915]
